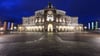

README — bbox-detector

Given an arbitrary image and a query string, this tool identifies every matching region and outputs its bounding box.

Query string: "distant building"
[18,3,83,32]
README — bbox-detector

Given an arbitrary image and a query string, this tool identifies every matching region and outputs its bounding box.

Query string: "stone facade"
[18,3,83,32]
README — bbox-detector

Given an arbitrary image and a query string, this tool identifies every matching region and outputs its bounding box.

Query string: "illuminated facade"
[18,3,83,32]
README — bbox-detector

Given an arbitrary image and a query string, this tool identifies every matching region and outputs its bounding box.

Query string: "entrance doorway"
[47,24,53,32]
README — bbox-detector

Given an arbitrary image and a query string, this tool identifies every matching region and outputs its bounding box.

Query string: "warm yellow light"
[11,28,13,30]
[79,27,82,29]
[68,26,74,30]
[47,15,54,21]
[70,26,74,29]
[11,23,14,30]
[48,24,53,32]
[63,19,65,23]
[18,26,22,32]
[43,26,44,28]
[59,19,62,22]
[0,27,4,30]
[56,26,58,28]
[3,21,7,30]
[62,26,65,31]
[56,18,58,22]
[19,27,22,29]
[14,26,17,29]
[42,19,44,22]
[84,26,87,29]
[39,19,41,22]
[39,26,42,30]
[35,19,37,23]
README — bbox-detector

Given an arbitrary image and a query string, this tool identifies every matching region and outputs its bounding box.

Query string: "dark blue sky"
[0,0,100,26]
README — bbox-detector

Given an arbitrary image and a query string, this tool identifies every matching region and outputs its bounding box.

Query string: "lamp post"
[92,22,94,30]
[88,23,90,30]
[95,21,98,30]
[3,21,7,31]
[84,26,87,31]
[11,23,14,30]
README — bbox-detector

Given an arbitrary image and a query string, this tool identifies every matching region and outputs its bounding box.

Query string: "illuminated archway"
[48,24,53,32]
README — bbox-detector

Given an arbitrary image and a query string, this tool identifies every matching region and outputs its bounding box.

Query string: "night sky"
[0,0,100,27]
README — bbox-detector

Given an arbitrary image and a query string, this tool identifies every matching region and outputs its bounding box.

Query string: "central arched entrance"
[48,24,53,32]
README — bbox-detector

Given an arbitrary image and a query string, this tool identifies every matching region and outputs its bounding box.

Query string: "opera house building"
[18,3,83,32]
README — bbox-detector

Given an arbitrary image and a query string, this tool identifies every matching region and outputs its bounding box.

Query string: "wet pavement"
[0,32,100,56]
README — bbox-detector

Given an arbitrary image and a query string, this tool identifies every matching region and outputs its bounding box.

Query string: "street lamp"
[84,26,87,29]
[14,26,17,30]
[0,27,4,31]
[19,27,22,32]
[84,26,87,31]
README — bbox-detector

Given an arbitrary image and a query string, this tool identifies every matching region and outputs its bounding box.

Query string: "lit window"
[47,15,54,21]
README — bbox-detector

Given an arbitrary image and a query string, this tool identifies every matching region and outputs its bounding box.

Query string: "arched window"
[47,15,54,21]
[46,11,54,22]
